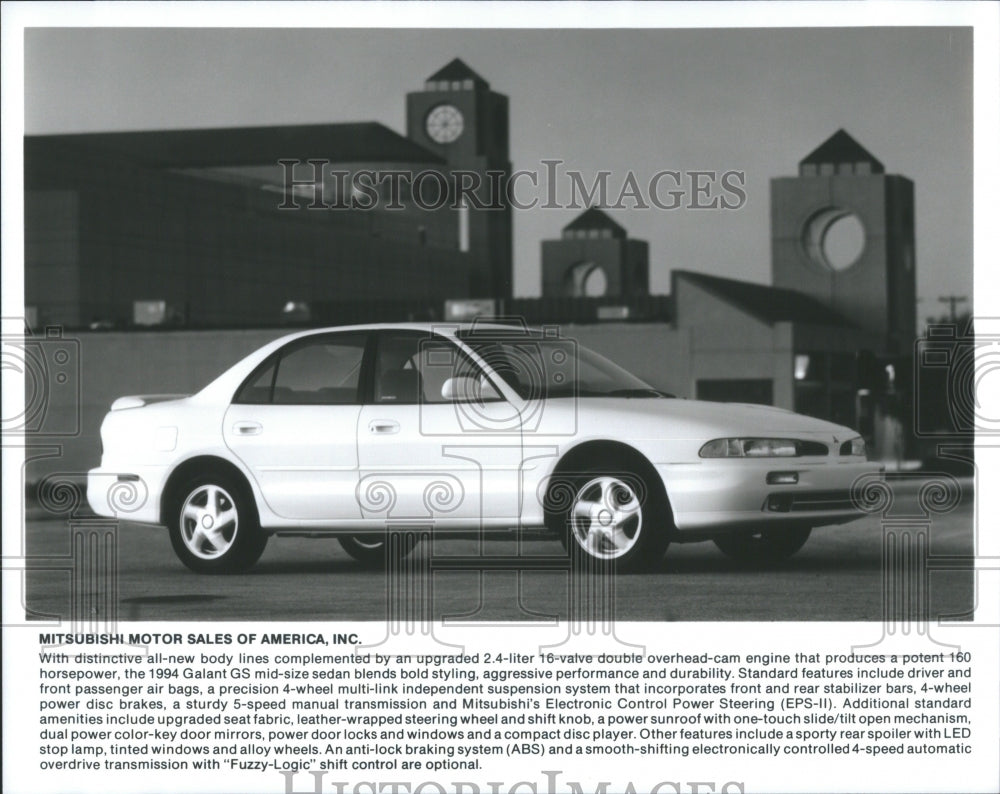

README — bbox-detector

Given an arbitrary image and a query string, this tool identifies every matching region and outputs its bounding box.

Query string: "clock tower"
[406,58,512,299]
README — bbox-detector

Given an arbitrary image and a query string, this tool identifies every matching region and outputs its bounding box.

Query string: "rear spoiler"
[110,394,189,411]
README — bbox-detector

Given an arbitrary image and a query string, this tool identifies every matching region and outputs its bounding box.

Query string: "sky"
[23,25,975,321]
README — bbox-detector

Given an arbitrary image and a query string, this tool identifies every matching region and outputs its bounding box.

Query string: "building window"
[696,379,774,406]
[794,354,811,381]
[794,351,827,383]
[462,79,474,90]
[458,199,470,253]
[792,350,859,424]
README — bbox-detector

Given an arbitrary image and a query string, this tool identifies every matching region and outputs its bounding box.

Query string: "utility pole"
[938,295,968,323]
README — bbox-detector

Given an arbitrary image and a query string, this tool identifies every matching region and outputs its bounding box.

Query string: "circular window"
[802,208,866,272]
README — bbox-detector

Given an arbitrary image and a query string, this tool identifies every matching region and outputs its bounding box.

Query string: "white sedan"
[87,323,881,573]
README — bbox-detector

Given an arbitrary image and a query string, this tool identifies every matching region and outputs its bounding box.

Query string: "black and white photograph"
[3,3,998,794]
[13,23,979,620]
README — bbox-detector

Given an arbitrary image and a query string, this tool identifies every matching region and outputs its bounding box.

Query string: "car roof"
[195,321,546,403]
[272,321,546,344]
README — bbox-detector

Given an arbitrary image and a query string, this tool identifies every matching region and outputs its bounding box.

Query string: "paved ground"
[20,477,975,624]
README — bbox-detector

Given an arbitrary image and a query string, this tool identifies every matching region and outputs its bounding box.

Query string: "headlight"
[839,437,866,457]
[700,438,798,458]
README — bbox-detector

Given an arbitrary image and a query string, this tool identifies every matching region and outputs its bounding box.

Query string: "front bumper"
[86,465,167,525]
[659,458,883,532]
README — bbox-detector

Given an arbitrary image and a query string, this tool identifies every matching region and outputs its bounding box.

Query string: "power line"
[938,295,968,323]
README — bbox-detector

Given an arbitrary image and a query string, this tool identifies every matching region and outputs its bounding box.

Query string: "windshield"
[458,333,670,399]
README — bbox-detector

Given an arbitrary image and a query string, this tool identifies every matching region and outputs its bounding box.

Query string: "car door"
[223,331,369,521]
[356,330,523,527]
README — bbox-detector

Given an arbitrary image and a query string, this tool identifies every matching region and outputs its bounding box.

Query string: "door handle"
[234,421,262,436]
[368,420,400,434]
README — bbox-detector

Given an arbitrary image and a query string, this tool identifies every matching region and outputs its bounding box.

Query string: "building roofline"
[426,58,490,88]
[562,207,628,236]
[799,128,885,173]
[671,269,856,328]
[25,121,446,168]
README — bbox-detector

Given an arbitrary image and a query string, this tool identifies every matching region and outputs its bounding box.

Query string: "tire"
[556,462,671,572]
[337,533,419,567]
[713,526,812,564]
[168,473,268,573]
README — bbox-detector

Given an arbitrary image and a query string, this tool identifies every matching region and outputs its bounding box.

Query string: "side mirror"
[441,376,502,402]
[441,376,478,401]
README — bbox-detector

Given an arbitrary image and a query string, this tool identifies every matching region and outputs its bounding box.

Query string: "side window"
[233,359,277,404]
[233,334,366,405]
[374,333,426,404]
[374,332,500,405]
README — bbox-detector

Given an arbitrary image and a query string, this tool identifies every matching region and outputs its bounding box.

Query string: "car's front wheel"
[713,526,812,563]
[168,474,268,573]
[337,533,419,567]
[559,465,671,572]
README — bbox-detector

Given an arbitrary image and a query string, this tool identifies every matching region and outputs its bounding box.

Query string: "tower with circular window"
[541,207,650,299]
[771,129,916,350]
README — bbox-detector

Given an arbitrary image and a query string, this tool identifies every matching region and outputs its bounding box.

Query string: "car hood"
[558,397,858,439]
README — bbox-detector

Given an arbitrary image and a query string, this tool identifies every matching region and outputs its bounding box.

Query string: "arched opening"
[566,261,608,297]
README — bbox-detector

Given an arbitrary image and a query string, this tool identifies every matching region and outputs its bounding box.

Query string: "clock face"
[425,104,464,144]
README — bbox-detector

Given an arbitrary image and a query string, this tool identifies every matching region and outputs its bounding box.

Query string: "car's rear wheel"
[557,464,671,572]
[168,474,267,573]
[713,526,812,563]
[337,533,419,567]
